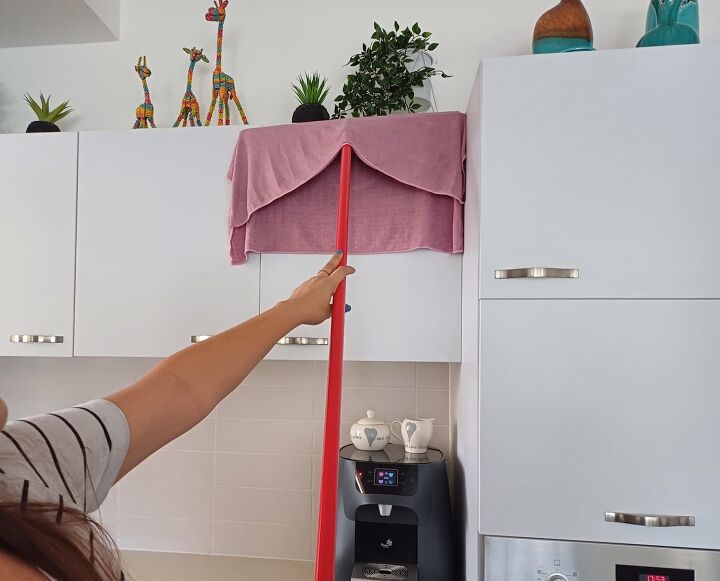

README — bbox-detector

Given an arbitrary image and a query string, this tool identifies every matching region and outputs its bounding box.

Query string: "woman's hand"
[285,251,356,325]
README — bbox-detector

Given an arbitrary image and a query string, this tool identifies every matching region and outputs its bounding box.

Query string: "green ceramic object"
[646,0,698,35]
[534,38,594,54]
[639,0,699,47]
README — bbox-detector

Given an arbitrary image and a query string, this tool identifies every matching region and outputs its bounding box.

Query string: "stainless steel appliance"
[485,536,720,580]
[335,444,454,581]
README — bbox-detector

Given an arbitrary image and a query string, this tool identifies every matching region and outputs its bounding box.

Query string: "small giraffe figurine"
[204,0,249,126]
[133,56,156,129]
[173,47,209,127]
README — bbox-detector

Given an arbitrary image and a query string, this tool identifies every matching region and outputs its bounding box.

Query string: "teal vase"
[532,0,595,54]
[639,0,700,47]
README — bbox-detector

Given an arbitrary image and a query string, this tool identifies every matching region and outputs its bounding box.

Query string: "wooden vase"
[533,0,594,54]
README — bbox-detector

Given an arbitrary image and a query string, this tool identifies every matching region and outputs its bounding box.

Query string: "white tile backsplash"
[218,386,314,420]
[216,419,313,455]
[0,380,36,410]
[415,362,451,389]
[117,517,213,553]
[214,487,311,525]
[0,357,35,380]
[0,358,450,561]
[215,453,312,490]
[124,450,215,486]
[213,521,311,560]
[417,389,450,424]
[117,482,214,520]
[342,361,416,388]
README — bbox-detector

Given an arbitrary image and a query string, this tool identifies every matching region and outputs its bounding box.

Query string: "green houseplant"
[334,22,449,118]
[24,93,72,133]
[291,72,331,123]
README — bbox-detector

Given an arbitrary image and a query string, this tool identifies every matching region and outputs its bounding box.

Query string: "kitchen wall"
[0,357,450,560]
[1,0,719,133]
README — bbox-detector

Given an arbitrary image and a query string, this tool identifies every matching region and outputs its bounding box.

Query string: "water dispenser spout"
[378,504,393,517]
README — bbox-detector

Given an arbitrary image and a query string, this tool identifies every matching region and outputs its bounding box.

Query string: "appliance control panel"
[485,537,715,581]
[354,463,418,496]
[537,559,577,581]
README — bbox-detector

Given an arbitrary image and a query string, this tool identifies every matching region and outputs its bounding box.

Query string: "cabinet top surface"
[480,42,716,70]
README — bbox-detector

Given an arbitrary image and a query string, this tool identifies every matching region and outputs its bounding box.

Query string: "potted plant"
[334,22,449,118]
[24,93,73,133]
[291,72,331,123]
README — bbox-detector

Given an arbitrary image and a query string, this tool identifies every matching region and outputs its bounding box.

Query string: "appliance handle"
[10,334,64,344]
[605,512,695,527]
[191,335,329,346]
[495,267,579,279]
[277,337,329,346]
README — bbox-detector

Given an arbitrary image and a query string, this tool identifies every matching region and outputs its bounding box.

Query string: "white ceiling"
[0,0,119,48]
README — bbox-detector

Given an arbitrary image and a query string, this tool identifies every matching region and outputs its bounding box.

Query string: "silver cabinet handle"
[605,512,695,527]
[495,267,579,280]
[277,337,328,346]
[9,335,64,344]
[192,336,329,346]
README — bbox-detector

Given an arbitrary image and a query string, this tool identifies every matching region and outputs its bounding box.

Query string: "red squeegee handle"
[315,144,353,581]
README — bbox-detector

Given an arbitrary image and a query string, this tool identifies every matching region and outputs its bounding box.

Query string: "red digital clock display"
[641,576,668,581]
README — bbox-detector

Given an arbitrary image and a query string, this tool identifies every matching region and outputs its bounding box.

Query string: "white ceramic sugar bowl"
[350,410,391,451]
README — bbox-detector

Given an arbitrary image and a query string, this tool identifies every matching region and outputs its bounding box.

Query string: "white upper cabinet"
[74,127,259,357]
[0,133,78,357]
[480,299,720,550]
[260,252,461,362]
[478,45,720,299]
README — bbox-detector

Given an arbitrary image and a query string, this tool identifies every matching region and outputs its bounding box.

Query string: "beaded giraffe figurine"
[133,56,156,128]
[173,47,209,127]
[204,0,249,125]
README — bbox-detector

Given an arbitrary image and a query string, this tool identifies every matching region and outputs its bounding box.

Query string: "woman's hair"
[0,502,122,580]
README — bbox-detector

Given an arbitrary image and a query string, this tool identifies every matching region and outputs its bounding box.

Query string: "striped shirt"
[0,399,129,518]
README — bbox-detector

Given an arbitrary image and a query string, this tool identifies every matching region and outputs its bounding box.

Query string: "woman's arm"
[106,252,354,481]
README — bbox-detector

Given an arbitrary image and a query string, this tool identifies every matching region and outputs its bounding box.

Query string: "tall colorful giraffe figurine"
[204,0,249,126]
[174,47,209,127]
[133,56,156,128]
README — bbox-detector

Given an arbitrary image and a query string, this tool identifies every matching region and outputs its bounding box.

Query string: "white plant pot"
[405,50,436,112]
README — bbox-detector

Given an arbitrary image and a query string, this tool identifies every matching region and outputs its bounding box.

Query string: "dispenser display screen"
[641,576,668,581]
[374,468,398,486]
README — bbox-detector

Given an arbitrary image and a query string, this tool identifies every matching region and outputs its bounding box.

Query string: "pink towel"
[228,112,466,265]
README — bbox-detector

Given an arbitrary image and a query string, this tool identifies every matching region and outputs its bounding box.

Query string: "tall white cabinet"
[74,127,260,357]
[0,133,78,357]
[458,43,720,578]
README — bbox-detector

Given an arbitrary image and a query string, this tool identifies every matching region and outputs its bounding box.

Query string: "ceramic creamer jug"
[350,410,391,451]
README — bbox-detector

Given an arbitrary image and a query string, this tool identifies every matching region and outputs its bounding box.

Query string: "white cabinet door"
[479,45,720,299]
[75,127,259,357]
[0,133,77,357]
[260,252,461,362]
[480,299,720,549]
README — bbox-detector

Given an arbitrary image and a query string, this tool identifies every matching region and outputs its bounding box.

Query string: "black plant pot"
[292,104,330,123]
[26,120,60,133]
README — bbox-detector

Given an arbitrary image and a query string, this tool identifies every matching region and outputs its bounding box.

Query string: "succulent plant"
[23,93,73,124]
[291,72,331,105]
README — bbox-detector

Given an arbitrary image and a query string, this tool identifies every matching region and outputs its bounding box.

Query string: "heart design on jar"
[364,427,378,447]
[405,422,417,441]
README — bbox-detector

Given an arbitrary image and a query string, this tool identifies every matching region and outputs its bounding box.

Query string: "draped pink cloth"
[227,112,466,265]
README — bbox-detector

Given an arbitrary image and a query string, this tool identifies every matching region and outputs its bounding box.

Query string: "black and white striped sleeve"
[0,399,129,513]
